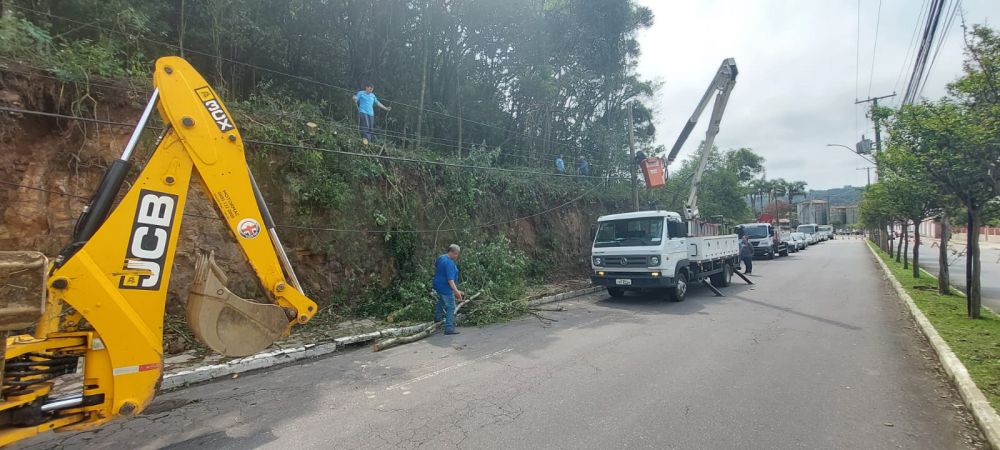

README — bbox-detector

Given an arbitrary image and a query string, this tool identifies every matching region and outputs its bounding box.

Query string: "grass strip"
[870,242,1000,410]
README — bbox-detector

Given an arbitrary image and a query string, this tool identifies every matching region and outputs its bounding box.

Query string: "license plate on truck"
[615,279,632,286]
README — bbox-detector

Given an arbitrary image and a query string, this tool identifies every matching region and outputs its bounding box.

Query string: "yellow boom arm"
[0,57,317,445]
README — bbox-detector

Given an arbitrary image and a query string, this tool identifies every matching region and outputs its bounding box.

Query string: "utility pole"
[627,102,639,211]
[855,93,896,155]
[857,166,875,186]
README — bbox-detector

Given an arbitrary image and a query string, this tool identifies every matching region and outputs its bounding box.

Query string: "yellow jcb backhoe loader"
[0,57,317,446]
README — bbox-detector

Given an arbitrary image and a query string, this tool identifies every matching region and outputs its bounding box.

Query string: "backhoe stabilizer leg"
[186,252,290,357]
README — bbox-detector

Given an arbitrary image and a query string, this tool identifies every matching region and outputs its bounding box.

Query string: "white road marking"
[386,348,514,391]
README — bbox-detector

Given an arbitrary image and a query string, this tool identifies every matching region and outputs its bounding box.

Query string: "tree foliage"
[5,0,658,172]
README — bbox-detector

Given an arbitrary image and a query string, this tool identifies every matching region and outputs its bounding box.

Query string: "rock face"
[0,71,271,344]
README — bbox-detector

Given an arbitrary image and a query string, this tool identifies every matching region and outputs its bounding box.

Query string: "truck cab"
[590,211,738,301]
[797,223,819,244]
[735,223,788,259]
[818,225,833,241]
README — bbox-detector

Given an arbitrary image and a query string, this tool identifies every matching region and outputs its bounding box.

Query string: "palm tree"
[748,179,769,215]
[785,180,808,222]
[786,181,807,203]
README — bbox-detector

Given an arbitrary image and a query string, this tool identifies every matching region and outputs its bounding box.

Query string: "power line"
[0,105,622,180]
[855,0,862,137]
[278,181,605,234]
[919,0,962,97]
[892,0,931,106]
[0,170,605,234]
[2,56,586,167]
[903,0,947,105]
[0,63,597,169]
[7,3,588,157]
[867,0,884,98]
[0,63,569,165]
[248,138,619,180]
[0,180,218,220]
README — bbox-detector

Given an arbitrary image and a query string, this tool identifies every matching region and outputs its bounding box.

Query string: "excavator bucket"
[186,253,289,357]
[0,251,47,331]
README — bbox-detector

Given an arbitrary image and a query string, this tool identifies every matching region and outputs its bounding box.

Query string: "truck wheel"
[668,271,688,302]
[710,263,732,287]
[607,287,626,298]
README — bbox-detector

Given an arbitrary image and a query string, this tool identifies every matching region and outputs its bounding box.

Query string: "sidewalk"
[920,234,1000,251]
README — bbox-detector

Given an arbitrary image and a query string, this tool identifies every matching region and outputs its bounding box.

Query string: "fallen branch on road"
[372,292,481,352]
[528,310,558,327]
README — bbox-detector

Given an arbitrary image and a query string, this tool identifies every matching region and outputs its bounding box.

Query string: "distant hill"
[800,186,863,206]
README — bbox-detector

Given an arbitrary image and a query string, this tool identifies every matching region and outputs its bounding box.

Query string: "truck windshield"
[742,225,769,239]
[797,225,817,234]
[594,217,664,247]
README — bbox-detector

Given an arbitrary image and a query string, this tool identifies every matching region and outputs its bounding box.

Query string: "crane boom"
[663,58,737,235]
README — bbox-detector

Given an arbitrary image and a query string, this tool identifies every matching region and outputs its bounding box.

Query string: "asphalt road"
[914,239,1000,313]
[16,240,985,449]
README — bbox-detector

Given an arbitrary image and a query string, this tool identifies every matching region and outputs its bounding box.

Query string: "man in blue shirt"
[353,83,391,145]
[577,156,589,176]
[433,244,464,335]
[555,154,565,174]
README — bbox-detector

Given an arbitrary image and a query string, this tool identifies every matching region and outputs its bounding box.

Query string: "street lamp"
[825,144,876,165]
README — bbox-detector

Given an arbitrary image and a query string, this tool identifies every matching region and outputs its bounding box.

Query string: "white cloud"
[636,0,1000,190]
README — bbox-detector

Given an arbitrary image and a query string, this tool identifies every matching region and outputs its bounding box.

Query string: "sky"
[635,0,1000,190]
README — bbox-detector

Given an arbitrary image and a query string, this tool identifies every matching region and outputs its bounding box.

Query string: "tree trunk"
[967,204,981,319]
[938,213,950,294]
[179,0,186,58]
[456,64,462,158]
[912,219,921,279]
[416,39,429,149]
[894,221,906,262]
[902,223,909,269]
[883,222,891,254]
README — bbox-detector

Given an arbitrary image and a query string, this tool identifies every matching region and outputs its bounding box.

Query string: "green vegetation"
[869,242,1000,410]
[2,0,658,172]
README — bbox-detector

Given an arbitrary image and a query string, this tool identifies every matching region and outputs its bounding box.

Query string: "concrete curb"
[160,322,430,391]
[866,242,1000,449]
[528,286,602,306]
[161,287,601,391]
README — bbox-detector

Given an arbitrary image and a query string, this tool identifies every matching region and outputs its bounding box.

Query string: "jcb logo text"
[120,190,177,290]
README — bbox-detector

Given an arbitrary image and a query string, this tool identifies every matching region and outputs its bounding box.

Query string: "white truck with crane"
[590,58,746,301]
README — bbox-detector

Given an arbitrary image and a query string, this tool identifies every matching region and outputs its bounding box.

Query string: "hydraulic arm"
[663,58,738,234]
[0,57,317,445]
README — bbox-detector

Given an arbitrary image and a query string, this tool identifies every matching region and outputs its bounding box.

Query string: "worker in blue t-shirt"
[353,83,391,145]
[555,154,565,174]
[577,156,589,176]
[433,244,464,335]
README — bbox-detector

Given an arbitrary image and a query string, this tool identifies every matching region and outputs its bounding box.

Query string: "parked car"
[790,232,809,250]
